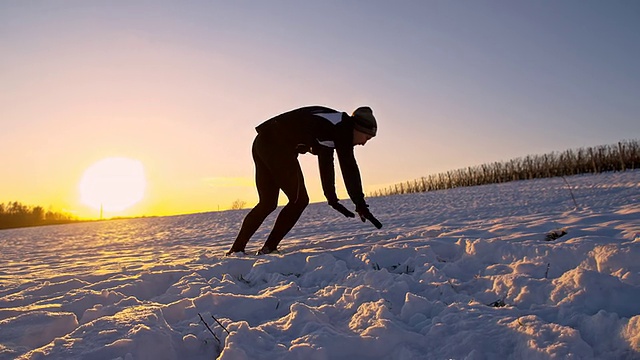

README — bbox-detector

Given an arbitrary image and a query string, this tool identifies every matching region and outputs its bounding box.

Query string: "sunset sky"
[1,1,639,219]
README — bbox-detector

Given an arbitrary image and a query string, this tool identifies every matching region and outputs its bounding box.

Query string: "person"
[226,105,382,256]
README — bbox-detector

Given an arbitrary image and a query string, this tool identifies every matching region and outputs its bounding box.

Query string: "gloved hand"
[356,203,383,229]
[329,201,355,218]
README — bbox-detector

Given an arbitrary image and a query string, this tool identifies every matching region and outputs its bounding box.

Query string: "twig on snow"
[198,313,220,344]
[211,314,230,335]
[544,263,550,279]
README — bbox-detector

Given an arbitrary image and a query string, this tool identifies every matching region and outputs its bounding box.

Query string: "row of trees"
[0,202,79,230]
[369,139,640,197]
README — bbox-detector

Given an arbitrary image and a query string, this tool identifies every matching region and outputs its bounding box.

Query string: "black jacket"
[255,106,366,207]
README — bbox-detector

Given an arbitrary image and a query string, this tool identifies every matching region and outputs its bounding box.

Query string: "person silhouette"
[227,106,382,256]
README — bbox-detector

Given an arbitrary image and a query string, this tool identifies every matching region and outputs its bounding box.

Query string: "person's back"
[255,106,352,153]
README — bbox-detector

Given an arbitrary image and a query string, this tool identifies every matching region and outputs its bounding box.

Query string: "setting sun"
[79,157,146,213]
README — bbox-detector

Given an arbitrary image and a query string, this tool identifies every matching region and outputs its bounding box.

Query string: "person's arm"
[318,147,355,218]
[317,148,338,203]
[335,146,366,207]
[336,145,383,229]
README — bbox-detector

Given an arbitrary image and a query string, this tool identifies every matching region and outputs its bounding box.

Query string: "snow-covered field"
[1,171,639,360]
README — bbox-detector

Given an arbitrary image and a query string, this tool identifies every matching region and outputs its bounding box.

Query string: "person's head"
[352,106,377,146]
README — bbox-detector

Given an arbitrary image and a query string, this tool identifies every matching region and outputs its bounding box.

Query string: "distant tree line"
[0,202,79,230]
[370,139,640,197]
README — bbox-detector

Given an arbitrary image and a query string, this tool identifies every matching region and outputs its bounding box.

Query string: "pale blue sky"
[1,1,639,217]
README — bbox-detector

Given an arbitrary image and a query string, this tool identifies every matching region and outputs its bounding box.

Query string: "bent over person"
[226,106,382,256]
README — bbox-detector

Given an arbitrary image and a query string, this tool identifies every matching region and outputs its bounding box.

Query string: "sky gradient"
[1,1,639,218]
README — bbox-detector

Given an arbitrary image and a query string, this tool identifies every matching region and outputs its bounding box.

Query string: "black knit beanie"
[352,107,377,137]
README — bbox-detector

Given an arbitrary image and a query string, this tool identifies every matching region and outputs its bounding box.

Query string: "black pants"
[229,132,309,252]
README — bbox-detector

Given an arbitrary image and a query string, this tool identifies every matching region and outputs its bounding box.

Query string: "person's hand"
[356,204,383,229]
[329,201,355,218]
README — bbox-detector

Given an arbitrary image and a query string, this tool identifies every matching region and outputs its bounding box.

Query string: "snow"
[1,171,639,360]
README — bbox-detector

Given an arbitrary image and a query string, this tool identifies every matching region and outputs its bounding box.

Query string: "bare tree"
[230,199,247,210]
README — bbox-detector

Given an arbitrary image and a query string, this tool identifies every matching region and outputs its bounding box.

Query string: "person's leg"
[227,136,279,253]
[260,160,309,252]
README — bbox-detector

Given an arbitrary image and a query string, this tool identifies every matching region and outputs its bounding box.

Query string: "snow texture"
[1,171,639,360]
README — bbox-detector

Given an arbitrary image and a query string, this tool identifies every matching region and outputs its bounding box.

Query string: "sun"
[79,157,146,213]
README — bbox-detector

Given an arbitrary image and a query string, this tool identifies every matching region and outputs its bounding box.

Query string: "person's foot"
[256,247,280,255]
[225,249,247,256]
